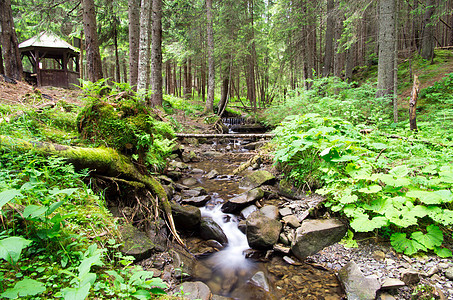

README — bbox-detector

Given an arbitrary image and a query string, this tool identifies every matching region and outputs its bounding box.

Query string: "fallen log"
[0,135,184,246]
[176,133,275,139]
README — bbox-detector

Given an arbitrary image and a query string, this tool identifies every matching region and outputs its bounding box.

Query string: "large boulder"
[239,170,275,189]
[246,211,282,249]
[119,224,155,261]
[200,217,228,245]
[171,202,201,231]
[260,205,279,220]
[221,188,264,213]
[338,261,381,300]
[175,281,212,300]
[291,219,346,260]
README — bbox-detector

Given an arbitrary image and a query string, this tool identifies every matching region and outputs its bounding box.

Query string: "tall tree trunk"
[0,46,4,74]
[0,0,23,80]
[173,62,177,96]
[150,0,163,106]
[113,17,121,83]
[137,0,151,91]
[376,0,396,101]
[323,0,335,77]
[205,0,215,113]
[122,58,128,83]
[82,0,103,82]
[420,0,436,61]
[201,57,206,102]
[165,60,171,94]
[128,0,140,90]
[188,58,192,99]
[183,60,189,98]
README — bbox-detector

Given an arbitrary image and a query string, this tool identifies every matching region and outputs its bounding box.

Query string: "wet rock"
[249,271,270,292]
[381,278,405,289]
[239,170,275,189]
[243,141,266,150]
[182,150,198,163]
[200,217,228,245]
[191,168,204,174]
[279,233,289,245]
[182,177,198,186]
[175,182,189,191]
[246,211,282,249]
[338,261,381,300]
[273,244,291,254]
[238,220,247,233]
[221,188,264,213]
[182,189,202,197]
[279,207,292,217]
[260,205,279,220]
[206,239,224,250]
[170,161,189,169]
[400,269,420,285]
[166,171,182,181]
[182,195,211,207]
[171,202,201,231]
[119,224,155,261]
[291,219,346,260]
[445,267,453,280]
[282,215,301,228]
[282,256,300,265]
[175,281,212,300]
[163,184,175,198]
[206,169,219,179]
[241,205,258,218]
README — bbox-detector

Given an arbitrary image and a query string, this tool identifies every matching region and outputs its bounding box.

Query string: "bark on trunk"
[0,46,4,75]
[113,19,121,83]
[409,75,420,131]
[322,0,335,77]
[128,0,140,89]
[0,0,23,80]
[420,0,436,61]
[137,0,151,91]
[82,0,103,82]
[150,0,163,106]
[205,0,215,113]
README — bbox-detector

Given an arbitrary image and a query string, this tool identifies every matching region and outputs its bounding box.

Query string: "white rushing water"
[199,204,252,270]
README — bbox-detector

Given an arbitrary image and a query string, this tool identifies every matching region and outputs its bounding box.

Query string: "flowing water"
[178,140,344,299]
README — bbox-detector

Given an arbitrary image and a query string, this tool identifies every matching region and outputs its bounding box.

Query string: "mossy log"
[0,135,184,246]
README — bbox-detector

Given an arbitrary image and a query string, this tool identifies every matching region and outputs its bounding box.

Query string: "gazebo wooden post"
[35,49,41,86]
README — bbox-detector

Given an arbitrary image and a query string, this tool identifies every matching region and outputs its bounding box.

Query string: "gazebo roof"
[19,31,78,54]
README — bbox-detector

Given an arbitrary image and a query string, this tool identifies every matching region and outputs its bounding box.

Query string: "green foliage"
[273,113,453,257]
[420,73,453,105]
[262,77,391,127]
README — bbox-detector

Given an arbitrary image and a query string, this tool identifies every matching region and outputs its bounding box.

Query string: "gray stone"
[400,269,420,285]
[175,182,189,191]
[241,205,258,219]
[171,202,201,231]
[282,215,301,228]
[246,211,282,249]
[381,278,405,289]
[445,267,453,280]
[238,220,247,234]
[279,207,292,217]
[273,244,291,254]
[182,189,202,197]
[260,205,279,220]
[291,219,347,260]
[239,170,275,189]
[182,177,198,186]
[249,271,270,292]
[170,161,189,169]
[182,195,211,207]
[372,250,386,261]
[338,261,381,300]
[221,188,264,213]
[200,217,228,245]
[243,141,266,150]
[206,169,219,179]
[212,295,234,300]
[119,224,155,261]
[175,281,212,300]
[191,168,204,174]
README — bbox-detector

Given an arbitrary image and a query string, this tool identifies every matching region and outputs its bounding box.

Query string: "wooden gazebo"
[19,31,79,88]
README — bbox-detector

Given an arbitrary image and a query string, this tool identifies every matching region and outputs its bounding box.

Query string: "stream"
[175,136,343,300]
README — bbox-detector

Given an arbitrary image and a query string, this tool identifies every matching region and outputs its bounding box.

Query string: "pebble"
[445,267,453,280]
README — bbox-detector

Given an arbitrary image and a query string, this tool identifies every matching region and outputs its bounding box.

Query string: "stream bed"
[174,139,344,300]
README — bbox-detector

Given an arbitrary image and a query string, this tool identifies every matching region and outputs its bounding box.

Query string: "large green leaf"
[350,216,388,232]
[0,189,21,210]
[411,225,443,250]
[389,165,409,177]
[358,185,382,194]
[406,190,444,205]
[434,247,453,258]
[62,282,91,300]
[0,278,46,299]
[390,233,426,256]
[379,174,411,187]
[0,237,32,265]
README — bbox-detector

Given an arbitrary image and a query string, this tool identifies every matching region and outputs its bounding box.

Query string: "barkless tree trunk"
[137,0,151,91]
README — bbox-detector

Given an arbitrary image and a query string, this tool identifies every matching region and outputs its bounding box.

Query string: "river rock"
[249,271,270,292]
[401,269,420,285]
[243,141,266,150]
[175,281,212,300]
[191,168,204,174]
[246,211,282,249]
[338,261,381,300]
[241,205,258,218]
[206,169,219,179]
[171,202,201,230]
[212,295,234,300]
[221,188,264,213]
[238,220,247,233]
[182,195,211,207]
[182,177,198,186]
[291,219,346,260]
[282,215,301,228]
[200,217,228,245]
[260,205,279,220]
[381,278,406,289]
[170,161,189,169]
[239,170,275,189]
[445,267,453,280]
[182,189,203,197]
[119,224,155,261]
[279,207,292,217]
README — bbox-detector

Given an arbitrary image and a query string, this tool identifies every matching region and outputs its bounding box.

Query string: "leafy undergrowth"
[273,113,453,257]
